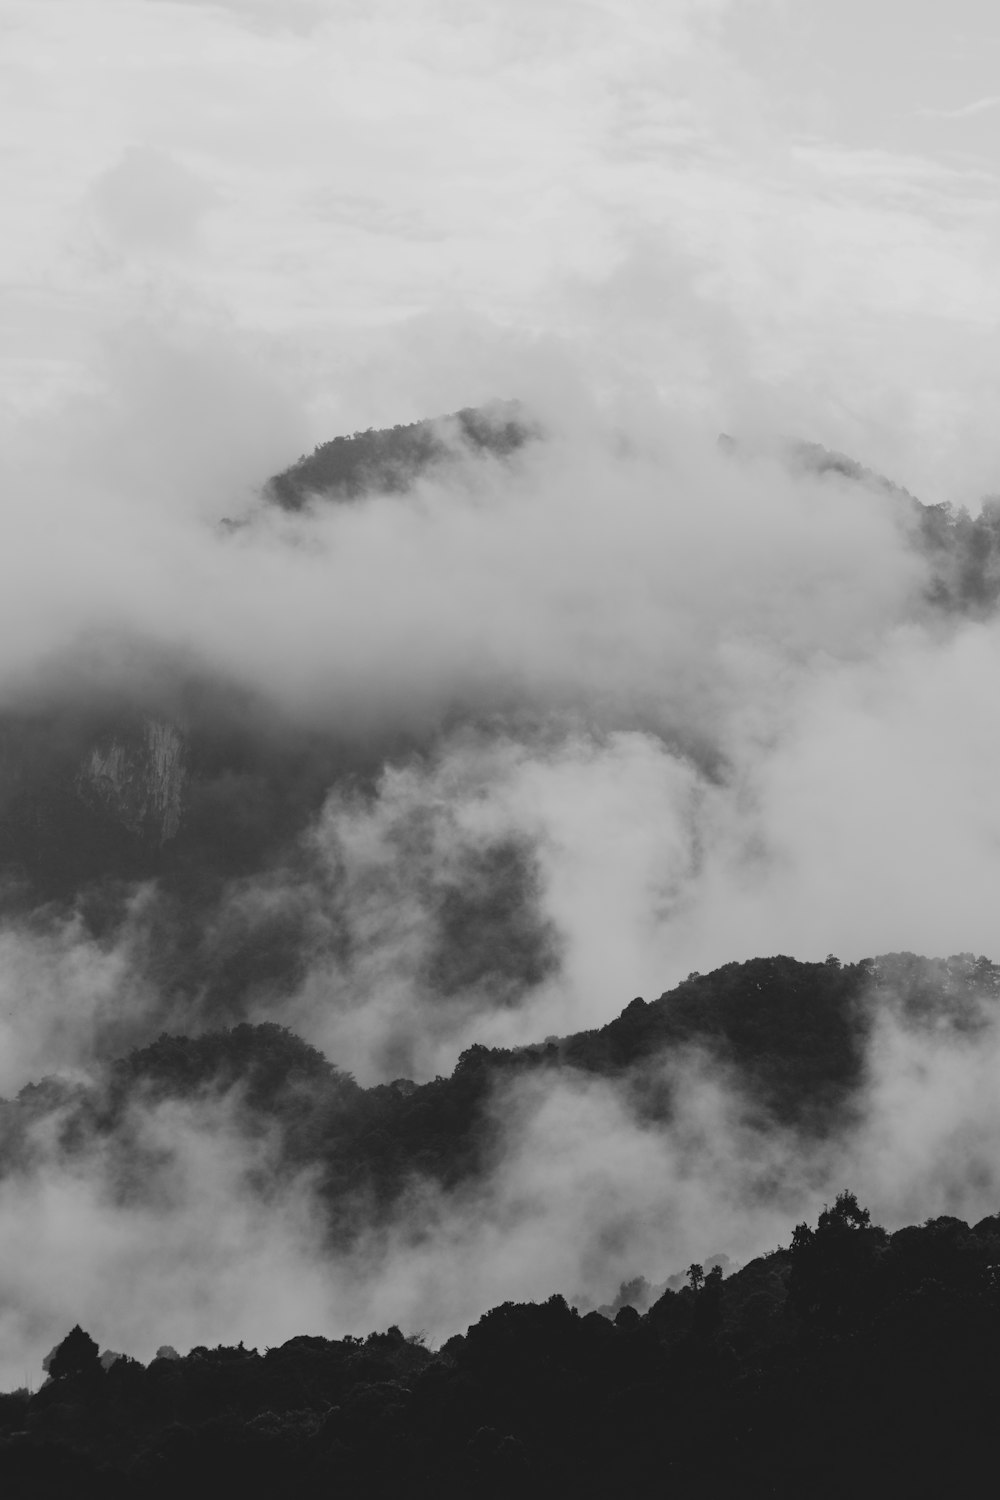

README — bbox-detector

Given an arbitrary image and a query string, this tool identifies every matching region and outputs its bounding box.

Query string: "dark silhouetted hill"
[5,1189,1000,1497]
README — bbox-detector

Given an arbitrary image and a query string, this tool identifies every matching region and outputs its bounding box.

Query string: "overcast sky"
[2,0,999,502]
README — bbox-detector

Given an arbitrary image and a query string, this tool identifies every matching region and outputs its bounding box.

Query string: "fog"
[4,0,1000,1392]
[8,993,1000,1387]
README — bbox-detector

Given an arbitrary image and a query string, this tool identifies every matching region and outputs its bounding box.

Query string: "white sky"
[2,0,999,501]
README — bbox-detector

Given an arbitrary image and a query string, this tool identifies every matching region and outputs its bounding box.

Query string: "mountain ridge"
[265,399,538,511]
[5,950,996,1238]
[3,405,997,914]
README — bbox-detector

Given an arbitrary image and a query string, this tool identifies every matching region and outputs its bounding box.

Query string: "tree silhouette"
[693,1264,724,1338]
[789,1190,886,1331]
[819,1189,871,1232]
[48,1325,101,1381]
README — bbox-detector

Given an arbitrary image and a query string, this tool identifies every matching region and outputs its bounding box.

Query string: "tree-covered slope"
[265,400,538,510]
[4,1191,1000,1498]
[787,436,1000,613]
[4,953,997,1233]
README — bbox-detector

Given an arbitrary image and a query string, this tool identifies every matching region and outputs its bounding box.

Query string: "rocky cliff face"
[75,716,186,846]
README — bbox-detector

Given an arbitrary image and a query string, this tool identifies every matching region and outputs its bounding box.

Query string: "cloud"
[0,322,940,1090]
[3,0,1000,496]
[0,310,971,1095]
[271,608,1000,1085]
[0,912,146,1096]
[0,327,922,708]
[9,982,1000,1389]
[917,95,1000,120]
[89,147,220,254]
[0,1093,336,1388]
[0,298,996,1099]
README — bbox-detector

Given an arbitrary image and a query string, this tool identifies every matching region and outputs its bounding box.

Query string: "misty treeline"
[4,1188,1000,1497]
[270,402,1000,615]
[264,401,537,510]
[3,953,997,1240]
[788,438,1000,614]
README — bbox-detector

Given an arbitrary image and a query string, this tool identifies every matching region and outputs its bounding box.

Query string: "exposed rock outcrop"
[76,716,186,846]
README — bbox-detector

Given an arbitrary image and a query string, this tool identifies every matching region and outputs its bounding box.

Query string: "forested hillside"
[265,401,537,510]
[2,953,996,1239]
[3,1189,999,1497]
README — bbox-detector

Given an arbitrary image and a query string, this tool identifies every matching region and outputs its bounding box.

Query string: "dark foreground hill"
[4,1190,1000,1498]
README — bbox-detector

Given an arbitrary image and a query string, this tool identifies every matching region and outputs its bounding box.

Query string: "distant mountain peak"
[266,398,539,510]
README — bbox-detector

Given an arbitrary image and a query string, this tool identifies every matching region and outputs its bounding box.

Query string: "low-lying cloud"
[8,983,1000,1389]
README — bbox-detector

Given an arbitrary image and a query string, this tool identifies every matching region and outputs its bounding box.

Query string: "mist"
[5,0,1000,1401]
[9,978,1000,1389]
[4,312,1000,1381]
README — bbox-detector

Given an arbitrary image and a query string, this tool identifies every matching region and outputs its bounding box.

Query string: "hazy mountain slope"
[265,400,538,510]
[1,407,999,1083]
[0,403,540,938]
[785,437,1000,612]
[0,408,993,920]
[4,952,995,1236]
[0,688,407,898]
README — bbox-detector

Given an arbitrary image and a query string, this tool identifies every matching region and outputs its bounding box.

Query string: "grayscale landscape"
[2,4,1000,1495]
